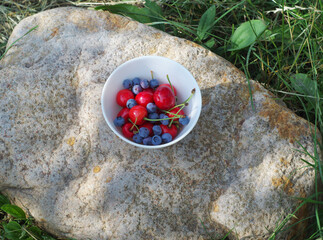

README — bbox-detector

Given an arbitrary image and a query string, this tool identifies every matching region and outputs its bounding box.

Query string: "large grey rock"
[0,7,321,240]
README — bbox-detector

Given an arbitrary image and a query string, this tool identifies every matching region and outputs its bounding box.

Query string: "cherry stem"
[144,115,184,122]
[129,118,139,132]
[166,74,175,97]
[168,88,195,112]
[161,109,184,116]
[168,104,185,127]
[151,70,154,80]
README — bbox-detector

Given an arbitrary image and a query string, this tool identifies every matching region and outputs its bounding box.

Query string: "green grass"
[0,193,57,240]
[1,0,322,239]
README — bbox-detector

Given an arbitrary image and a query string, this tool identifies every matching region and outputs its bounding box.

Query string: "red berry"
[135,92,153,107]
[129,105,148,125]
[167,107,185,122]
[116,89,134,107]
[122,122,135,139]
[117,108,130,121]
[143,88,154,94]
[160,125,178,139]
[141,122,154,136]
[153,85,176,110]
[160,84,177,96]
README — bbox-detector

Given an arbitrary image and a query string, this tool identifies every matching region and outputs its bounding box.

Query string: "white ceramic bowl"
[101,56,202,149]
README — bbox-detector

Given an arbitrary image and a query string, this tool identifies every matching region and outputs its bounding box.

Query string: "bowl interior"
[101,56,201,148]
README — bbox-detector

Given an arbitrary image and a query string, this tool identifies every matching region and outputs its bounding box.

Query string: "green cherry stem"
[151,70,154,80]
[129,118,139,132]
[160,109,184,117]
[168,104,185,128]
[168,88,195,112]
[143,116,184,122]
[166,74,175,97]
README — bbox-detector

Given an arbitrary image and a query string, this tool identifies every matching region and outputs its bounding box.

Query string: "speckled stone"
[0,7,321,240]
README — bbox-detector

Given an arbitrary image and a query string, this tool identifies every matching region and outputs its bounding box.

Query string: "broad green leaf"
[0,194,10,207]
[1,204,26,219]
[95,4,152,23]
[204,38,216,48]
[144,0,164,30]
[291,73,316,110]
[145,0,163,17]
[94,5,107,10]
[197,5,216,41]
[260,29,275,41]
[3,221,23,240]
[291,74,315,96]
[95,3,165,30]
[228,19,267,51]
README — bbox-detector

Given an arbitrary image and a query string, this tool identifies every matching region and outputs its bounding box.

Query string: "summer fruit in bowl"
[159,83,177,96]
[117,108,130,120]
[112,76,194,145]
[166,107,185,121]
[135,92,154,107]
[101,56,202,149]
[116,89,134,107]
[122,122,135,139]
[129,105,148,125]
[160,124,178,139]
[153,85,176,110]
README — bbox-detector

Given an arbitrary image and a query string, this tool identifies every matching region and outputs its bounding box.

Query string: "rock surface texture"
[0,7,321,240]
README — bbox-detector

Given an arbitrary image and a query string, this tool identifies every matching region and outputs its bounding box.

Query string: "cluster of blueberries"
[134,125,172,145]
[123,77,158,94]
[113,77,190,146]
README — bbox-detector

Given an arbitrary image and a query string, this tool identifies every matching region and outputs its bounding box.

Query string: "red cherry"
[167,107,185,122]
[117,108,130,121]
[129,105,148,125]
[135,92,153,107]
[143,88,154,94]
[140,122,154,136]
[116,89,134,107]
[160,84,177,96]
[122,122,135,139]
[153,85,176,110]
[160,125,178,139]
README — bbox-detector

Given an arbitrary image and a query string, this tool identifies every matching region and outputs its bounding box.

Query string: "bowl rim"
[101,55,202,149]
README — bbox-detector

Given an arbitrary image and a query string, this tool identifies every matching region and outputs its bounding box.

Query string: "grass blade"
[0,25,38,61]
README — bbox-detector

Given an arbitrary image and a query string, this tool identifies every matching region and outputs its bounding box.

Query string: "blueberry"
[161,133,172,143]
[139,127,149,138]
[132,84,142,95]
[126,99,137,109]
[148,113,159,119]
[123,79,132,89]
[160,114,169,125]
[179,115,190,125]
[152,135,162,145]
[152,125,162,136]
[140,79,150,89]
[133,133,143,144]
[150,79,159,88]
[146,103,157,113]
[143,137,152,145]
[113,116,125,127]
[132,77,141,86]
